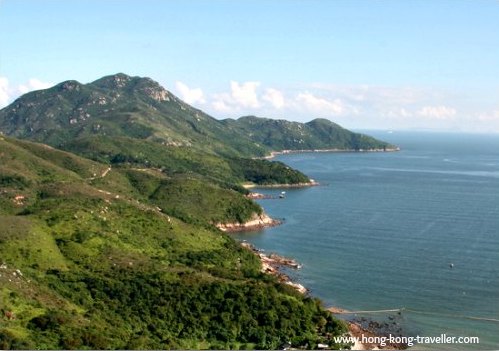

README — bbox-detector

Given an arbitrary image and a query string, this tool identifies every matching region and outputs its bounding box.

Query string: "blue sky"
[1,0,498,132]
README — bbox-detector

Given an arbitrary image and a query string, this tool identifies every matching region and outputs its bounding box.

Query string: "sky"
[1,0,498,133]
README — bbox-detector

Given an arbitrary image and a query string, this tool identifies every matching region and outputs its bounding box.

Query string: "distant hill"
[0,73,394,157]
[223,115,395,151]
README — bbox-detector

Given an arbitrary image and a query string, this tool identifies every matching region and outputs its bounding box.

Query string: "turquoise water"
[233,132,499,349]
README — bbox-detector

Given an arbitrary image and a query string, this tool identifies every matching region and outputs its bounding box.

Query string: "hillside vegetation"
[0,73,394,349]
[0,136,349,349]
[223,116,395,151]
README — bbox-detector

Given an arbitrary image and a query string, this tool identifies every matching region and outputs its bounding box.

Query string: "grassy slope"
[0,136,348,349]
[63,135,312,187]
[149,177,262,225]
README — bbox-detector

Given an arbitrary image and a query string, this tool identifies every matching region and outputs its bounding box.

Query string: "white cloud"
[382,107,414,119]
[211,81,261,113]
[211,99,232,113]
[230,81,260,108]
[296,92,345,115]
[307,83,429,106]
[0,77,53,108]
[0,77,10,107]
[175,81,205,104]
[18,78,53,94]
[478,110,499,122]
[263,88,285,109]
[201,82,499,133]
[0,77,54,108]
[211,92,233,113]
[417,105,457,120]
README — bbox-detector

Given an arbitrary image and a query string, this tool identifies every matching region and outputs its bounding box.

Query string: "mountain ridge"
[0,73,395,157]
[223,115,396,152]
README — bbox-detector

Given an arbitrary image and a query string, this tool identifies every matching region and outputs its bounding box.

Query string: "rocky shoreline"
[240,242,407,349]
[245,192,276,200]
[234,170,407,349]
[328,307,409,350]
[215,213,281,233]
[238,239,409,350]
[240,241,308,295]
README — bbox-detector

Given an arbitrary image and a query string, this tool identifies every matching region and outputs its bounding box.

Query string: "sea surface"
[233,131,499,350]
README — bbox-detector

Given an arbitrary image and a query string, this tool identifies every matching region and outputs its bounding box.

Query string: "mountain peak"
[55,80,84,92]
[90,73,134,89]
[135,77,171,102]
[306,118,343,129]
[89,73,170,102]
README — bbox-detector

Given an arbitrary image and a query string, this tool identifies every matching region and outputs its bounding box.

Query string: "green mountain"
[0,73,393,157]
[0,73,265,157]
[223,115,395,151]
[0,74,315,188]
[0,135,348,349]
[0,72,394,189]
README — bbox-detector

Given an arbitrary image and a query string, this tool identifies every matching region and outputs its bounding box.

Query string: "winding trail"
[87,166,112,181]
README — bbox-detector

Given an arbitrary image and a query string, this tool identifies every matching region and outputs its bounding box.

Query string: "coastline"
[262,147,400,160]
[233,148,408,349]
[215,213,281,233]
[243,179,319,189]
[328,307,408,350]
[239,241,382,349]
[240,241,308,295]
[236,228,408,350]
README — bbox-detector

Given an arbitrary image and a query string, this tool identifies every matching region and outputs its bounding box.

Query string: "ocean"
[233,131,499,350]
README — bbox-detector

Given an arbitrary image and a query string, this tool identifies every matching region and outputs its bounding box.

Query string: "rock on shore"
[216,213,281,232]
[240,241,308,295]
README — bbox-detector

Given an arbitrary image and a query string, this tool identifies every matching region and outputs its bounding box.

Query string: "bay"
[233,131,499,350]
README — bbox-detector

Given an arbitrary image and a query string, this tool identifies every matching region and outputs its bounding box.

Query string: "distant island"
[0,73,395,349]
